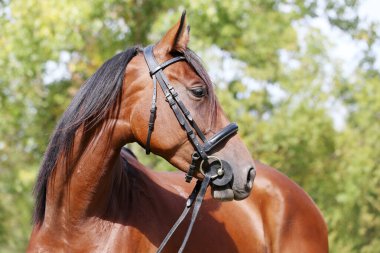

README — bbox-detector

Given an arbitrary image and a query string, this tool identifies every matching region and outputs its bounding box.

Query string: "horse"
[27,12,328,252]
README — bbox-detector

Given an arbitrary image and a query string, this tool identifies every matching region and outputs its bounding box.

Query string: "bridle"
[143,45,238,252]
[143,45,238,184]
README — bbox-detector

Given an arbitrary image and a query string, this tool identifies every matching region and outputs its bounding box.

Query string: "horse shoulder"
[250,161,328,253]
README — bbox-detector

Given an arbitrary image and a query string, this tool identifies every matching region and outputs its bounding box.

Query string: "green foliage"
[0,0,378,252]
[326,74,380,252]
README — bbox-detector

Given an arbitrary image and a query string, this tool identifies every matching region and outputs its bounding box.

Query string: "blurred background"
[0,0,379,252]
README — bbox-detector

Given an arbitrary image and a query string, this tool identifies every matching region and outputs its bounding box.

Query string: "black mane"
[33,46,216,224]
[33,47,139,224]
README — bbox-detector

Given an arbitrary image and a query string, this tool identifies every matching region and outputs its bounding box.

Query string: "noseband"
[143,45,238,252]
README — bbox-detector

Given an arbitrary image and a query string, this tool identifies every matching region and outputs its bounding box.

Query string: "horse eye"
[190,87,206,98]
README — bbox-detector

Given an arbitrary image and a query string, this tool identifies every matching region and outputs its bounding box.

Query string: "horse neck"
[45,119,132,225]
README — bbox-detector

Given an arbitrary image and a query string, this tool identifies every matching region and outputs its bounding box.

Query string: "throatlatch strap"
[156,176,211,253]
[146,75,157,154]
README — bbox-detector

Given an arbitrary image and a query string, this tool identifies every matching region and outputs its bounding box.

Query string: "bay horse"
[28,13,328,252]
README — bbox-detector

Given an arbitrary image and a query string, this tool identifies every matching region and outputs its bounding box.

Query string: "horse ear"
[155,11,190,55]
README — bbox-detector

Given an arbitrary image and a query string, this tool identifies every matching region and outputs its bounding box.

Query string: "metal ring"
[199,156,223,179]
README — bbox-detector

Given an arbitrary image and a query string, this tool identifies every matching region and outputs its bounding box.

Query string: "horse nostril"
[246,167,256,190]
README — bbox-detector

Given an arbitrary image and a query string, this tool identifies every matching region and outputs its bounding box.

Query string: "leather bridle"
[143,45,238,252]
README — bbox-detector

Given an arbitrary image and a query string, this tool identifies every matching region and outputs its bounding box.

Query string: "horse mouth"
[211,186,234,201]
[212,186,252,201]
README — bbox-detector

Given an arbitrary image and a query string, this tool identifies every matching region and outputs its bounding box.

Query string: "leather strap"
[144,46,185,154]
[143,45,208,160]
[178,175,211,252]
[204,123,238,153]
[145,75,157,154]
[143,44,239,181]
[157,176,211,253]
[150,56,186,76]
[142,45,239,252]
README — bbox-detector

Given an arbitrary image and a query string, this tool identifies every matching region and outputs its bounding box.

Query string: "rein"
[143,45,238,252]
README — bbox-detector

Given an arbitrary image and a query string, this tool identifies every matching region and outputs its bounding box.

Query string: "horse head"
[123,12,256,201]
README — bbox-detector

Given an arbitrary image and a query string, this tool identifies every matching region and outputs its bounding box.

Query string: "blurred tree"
[326,69,380,252]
